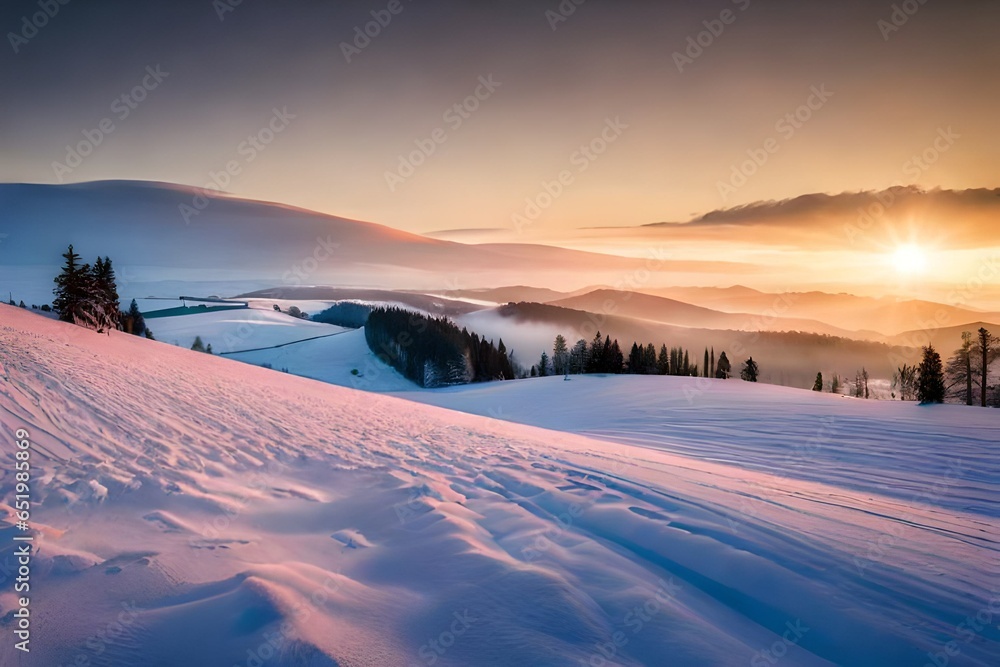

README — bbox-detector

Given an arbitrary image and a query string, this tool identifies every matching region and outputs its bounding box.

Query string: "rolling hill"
[549,289,874,340]
[0,181,750,304]
[640,286,1000,337]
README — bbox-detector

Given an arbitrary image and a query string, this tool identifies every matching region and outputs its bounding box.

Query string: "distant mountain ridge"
[0,180,749,290]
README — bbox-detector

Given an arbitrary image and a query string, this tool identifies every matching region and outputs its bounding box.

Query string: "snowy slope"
[394,376,999,516]
[0,305,997,666]
[146,307,348,354]
[229,328,416,392]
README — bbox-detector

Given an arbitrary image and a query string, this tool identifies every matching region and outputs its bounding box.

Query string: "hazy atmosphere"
[1,2,998,666]
[3,0,1000,295]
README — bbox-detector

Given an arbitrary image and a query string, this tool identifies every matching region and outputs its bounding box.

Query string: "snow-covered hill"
[0,181,706,303]
[146,306,348,355]
[0,305,997,666]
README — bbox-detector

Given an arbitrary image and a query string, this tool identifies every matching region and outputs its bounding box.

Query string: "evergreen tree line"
[906,327,999,406]
[364,307,514,388]
[312,302,373,329]
[5,296,50,311]
[831,328,998,406]
[534,332,749,380]
[52,244,152,338]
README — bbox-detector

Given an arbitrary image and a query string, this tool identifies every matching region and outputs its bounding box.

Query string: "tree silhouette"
[917,346,945,404]
[53,244,86,322]
[978,328,995,408]
[715,351,731,379]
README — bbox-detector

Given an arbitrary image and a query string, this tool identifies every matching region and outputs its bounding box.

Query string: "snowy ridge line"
[217,328,352,355]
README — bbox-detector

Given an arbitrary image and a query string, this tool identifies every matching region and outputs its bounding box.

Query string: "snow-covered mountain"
[1,305,996,665]
[0,181,742,304]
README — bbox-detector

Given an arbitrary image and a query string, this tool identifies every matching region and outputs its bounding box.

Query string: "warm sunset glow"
[891,245,929,275]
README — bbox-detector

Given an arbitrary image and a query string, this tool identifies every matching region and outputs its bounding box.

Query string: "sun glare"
[891,245,929,275]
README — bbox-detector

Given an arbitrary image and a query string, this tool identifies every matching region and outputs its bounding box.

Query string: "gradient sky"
[2,0,999,248]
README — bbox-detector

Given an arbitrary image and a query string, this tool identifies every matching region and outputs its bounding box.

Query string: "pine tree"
[644,343,656,374]
[715,351,731,379]
[657,344,669,375]
[812,372,823,392]
[538,351,550,377]
[740,357,759,382]
[704,348,710,378]
[125,299,146,336]
[628,343,642,374]
[601,336,612,373]
[831,374,840,394]
[145,328,155,340]
[587,331,604,373]
[85,256,121,332]
[571,339,588,374]
[710,347,716,378]
[978,328,995,408]
[553,335,568,375]
[53,244,87,322]
[609,339,624,373]
[917,345,945,404]
[191,336,206,352]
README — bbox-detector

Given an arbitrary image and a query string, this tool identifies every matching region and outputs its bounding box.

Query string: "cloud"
[636,187,1000,251]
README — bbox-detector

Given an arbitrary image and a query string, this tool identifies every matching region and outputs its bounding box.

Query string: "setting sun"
[891,245,929,275]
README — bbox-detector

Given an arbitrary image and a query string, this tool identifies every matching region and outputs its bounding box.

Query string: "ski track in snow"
[0,306,997,666]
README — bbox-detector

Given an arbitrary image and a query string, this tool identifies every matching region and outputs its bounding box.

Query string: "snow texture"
[0,304,997,666]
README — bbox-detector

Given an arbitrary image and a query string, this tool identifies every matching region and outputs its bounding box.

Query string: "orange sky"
[3,1,998,299]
